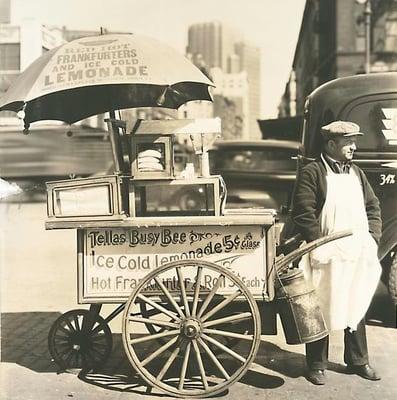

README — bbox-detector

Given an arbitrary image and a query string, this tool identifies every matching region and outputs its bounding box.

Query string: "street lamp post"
[357,0,372,73]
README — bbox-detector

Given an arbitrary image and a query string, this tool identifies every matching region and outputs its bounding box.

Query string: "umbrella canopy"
[0,33,214,126]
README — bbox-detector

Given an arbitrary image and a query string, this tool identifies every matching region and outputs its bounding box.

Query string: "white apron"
[300,155,381,331]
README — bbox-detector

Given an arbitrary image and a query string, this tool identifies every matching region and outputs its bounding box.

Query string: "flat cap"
[321,121,363,137]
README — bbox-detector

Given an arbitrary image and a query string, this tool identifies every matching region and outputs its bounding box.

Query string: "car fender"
[378,214,397,261]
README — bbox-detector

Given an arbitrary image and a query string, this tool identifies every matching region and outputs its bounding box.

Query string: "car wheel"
[388,251,397,305]
[179,191,203,211]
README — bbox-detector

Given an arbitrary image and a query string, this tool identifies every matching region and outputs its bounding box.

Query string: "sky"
[10,0,306,118]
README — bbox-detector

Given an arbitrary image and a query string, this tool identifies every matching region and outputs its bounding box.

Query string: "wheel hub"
[181,318,201,339]
[69,332,90,350]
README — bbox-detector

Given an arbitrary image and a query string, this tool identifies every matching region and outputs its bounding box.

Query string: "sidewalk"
[1,307,396,400]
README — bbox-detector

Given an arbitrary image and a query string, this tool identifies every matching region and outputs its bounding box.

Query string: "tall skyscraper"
[187,21,241,71]
[187,21,261,138]
[235,41,261,139]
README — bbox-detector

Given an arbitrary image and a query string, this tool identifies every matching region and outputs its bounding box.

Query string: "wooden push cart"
[44,118,346,398]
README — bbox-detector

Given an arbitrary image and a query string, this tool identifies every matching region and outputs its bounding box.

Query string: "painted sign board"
[78,225,270,303]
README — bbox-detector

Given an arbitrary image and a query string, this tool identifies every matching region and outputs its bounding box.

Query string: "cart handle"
[276,233,303,256]
[275,229,353,274]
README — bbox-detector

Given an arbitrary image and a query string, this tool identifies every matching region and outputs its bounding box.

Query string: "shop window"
[0,43,20,70]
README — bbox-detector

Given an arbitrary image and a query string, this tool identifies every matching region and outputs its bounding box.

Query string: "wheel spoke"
[91,341,109,349]
[63,318,76,333]
[201,333,246,363]
[201,290,242,322]
[191,266,203,317]
[54,334,69,342]
[73,351,80,367]
[156,344,181,380]
[90,346,106,359]
[203,328,253,341]
[90,333,107,341]
[192,339,208,389]
[197,337,230,379]
[128,316,179,328]
[154,276,185,318]
[176,267,190,317]
[202,311,252,328]
[178,341,191,390]
[58,325,72,335]
[197,273,225,318]
[91,324,106,336]
[137,293,181,322]
[73,314,80,331]
[141,335,179,366]
[81,352,88,368]
[56,347,72,358]
[63,350,74,366]
[129,329,180,344]
[54,342,71,350]
[84,349,99,366]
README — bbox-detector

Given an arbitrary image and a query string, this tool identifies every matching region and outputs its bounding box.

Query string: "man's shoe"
[306,369,326,385]
[346,364,381,381]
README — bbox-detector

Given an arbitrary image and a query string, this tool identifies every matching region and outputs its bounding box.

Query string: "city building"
[211,67,249,140]
[0,0,64,100]
[0,0,113,178]
[187,21,261,139]
[279,0,397,117]
[187,21,242,72]
[235,41,261,138]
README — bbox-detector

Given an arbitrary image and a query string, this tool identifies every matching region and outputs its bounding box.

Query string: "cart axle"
[182,318,202,339]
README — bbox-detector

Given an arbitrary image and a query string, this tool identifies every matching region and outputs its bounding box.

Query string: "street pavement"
[1,202,396,400]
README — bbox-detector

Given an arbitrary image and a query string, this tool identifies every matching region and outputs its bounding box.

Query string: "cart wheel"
[122,260,261,398]
[48,309,112,371]
[139,295,248,352]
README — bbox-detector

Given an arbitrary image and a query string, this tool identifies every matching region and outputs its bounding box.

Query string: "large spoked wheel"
[48,309,112,371]
[122,260,261,398]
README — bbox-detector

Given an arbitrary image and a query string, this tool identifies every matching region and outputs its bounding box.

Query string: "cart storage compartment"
[46,175,128,220]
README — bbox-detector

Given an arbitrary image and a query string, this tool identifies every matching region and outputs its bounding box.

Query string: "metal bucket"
[275,269,328,345]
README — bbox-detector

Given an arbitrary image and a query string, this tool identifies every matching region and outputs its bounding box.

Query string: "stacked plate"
[137,149,164,171]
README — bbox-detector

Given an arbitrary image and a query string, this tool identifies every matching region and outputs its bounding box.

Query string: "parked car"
[300,72,397,304]
[210,140,301,214]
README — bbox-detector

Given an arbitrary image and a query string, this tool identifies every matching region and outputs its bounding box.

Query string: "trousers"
[305,318,369,369]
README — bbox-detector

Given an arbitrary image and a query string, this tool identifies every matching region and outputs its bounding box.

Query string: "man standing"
[292,121,382,385]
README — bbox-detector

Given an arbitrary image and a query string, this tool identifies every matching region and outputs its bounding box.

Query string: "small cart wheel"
[48,309,112,371]
[122,260,261,398]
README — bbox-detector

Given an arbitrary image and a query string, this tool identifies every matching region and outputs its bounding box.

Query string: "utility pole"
[364,0,372,73]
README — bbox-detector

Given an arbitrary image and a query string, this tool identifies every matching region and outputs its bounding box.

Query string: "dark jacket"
[291,159,382,244]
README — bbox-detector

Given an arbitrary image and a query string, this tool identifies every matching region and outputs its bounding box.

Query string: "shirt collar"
[322,152,352,174]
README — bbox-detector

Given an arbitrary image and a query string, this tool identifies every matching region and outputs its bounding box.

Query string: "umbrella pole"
[106,110,122,174]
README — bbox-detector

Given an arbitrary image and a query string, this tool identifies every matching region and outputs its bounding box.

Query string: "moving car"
[210,140,301,213]
[300,72,397,304]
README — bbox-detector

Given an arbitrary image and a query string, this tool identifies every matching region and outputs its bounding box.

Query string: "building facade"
[187,21,242,71]
[0,0,64,99]
[0,0,114,178]
[280,0,397,117]
[187,21,261,139]
[211,68,249,140]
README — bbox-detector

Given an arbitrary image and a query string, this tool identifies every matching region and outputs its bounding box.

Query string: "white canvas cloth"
[300,155,381,331]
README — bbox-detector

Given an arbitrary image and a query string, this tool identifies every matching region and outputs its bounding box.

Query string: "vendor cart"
[44,117,349,398]
[0,32,352,397]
